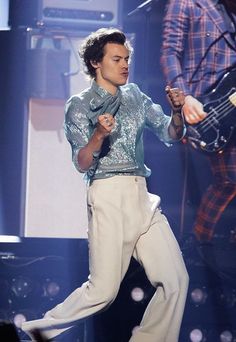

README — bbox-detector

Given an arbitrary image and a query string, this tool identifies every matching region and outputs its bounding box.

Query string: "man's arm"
[161,0,206,124]
[161,0,190,94]
[78,113,115,171]
[166,86,185,140]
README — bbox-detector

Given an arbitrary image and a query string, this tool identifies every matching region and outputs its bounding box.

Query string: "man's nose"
[121,59,128,68]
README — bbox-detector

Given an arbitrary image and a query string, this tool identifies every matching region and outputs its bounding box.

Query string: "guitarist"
[161,0,236,242]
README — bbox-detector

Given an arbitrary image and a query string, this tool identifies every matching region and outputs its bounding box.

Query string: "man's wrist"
[172,108,183,117]
[92,150,101,160]
[171,110,184,127]
[93,129,105,141]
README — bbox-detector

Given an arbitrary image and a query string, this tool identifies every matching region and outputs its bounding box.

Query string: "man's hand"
[165,86,185,111]
[183,95,207,124]
[77,113,115,171]
[97,113,115,137]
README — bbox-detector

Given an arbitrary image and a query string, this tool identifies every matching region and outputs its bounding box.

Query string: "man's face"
[93,43,129,94]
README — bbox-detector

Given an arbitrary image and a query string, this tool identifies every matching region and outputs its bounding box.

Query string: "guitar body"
[186,69,236,153]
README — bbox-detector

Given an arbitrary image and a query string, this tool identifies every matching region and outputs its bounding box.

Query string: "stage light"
[42,278,61,299]
[190,287,207,305]
[11,276,34,298]
[12,313,26,328]
[189,328,205,342]
[220,330,233,342]
[130,287,145,302]
[0,235,21,243]
[11,310,37,328]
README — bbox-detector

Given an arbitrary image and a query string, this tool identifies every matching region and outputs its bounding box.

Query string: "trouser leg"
[21,176,153,341]
[130,206,189,342]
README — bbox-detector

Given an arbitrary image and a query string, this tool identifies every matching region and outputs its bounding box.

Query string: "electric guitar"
[186,69,236,153]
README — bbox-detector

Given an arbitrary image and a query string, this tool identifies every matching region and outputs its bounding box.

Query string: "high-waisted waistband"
[90,175,146,186]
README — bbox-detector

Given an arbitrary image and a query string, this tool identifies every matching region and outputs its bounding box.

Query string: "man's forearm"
[78,130,105,171]
[168,110,185,140]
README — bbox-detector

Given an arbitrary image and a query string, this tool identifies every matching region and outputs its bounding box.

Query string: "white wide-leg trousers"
[22,176,189,342]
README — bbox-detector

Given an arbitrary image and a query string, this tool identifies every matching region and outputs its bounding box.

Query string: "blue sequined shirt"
[64,81,176,182]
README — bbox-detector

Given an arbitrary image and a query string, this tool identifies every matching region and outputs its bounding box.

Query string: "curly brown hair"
[79,28,133,79]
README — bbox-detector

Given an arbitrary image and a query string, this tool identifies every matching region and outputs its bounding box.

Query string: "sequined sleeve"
[64,95,92,173]
[137,87,173,143]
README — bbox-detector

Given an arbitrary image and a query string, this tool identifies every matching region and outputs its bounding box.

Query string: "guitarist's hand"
[183,95,207,124]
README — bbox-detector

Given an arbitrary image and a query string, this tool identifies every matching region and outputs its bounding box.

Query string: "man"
[161,0,236,242]
[22,28,188,342]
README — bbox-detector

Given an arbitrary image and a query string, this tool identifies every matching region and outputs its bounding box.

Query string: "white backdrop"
[23,34,91,238]
[24,98,88,238]
[0,0,10,31]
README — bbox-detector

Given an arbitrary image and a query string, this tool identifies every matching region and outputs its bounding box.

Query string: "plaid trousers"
[194,137,236,241]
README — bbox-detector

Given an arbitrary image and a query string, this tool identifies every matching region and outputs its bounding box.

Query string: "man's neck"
[96,82,117,95]
[95,77,118,95]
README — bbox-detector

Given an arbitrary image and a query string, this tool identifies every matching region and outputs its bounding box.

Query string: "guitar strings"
[198,93,235,130]
[198,104,234,133]
[194,93,236,133]
[200,100,235,132]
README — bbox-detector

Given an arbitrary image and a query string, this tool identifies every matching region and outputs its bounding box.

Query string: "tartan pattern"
[161,0,236,240]
[210,140,236,184]
[194,141,236,241]
[161,0,236,97]
[194,181,236,241]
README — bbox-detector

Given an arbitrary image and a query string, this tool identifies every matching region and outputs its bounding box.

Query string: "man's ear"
[90,60,99,69]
